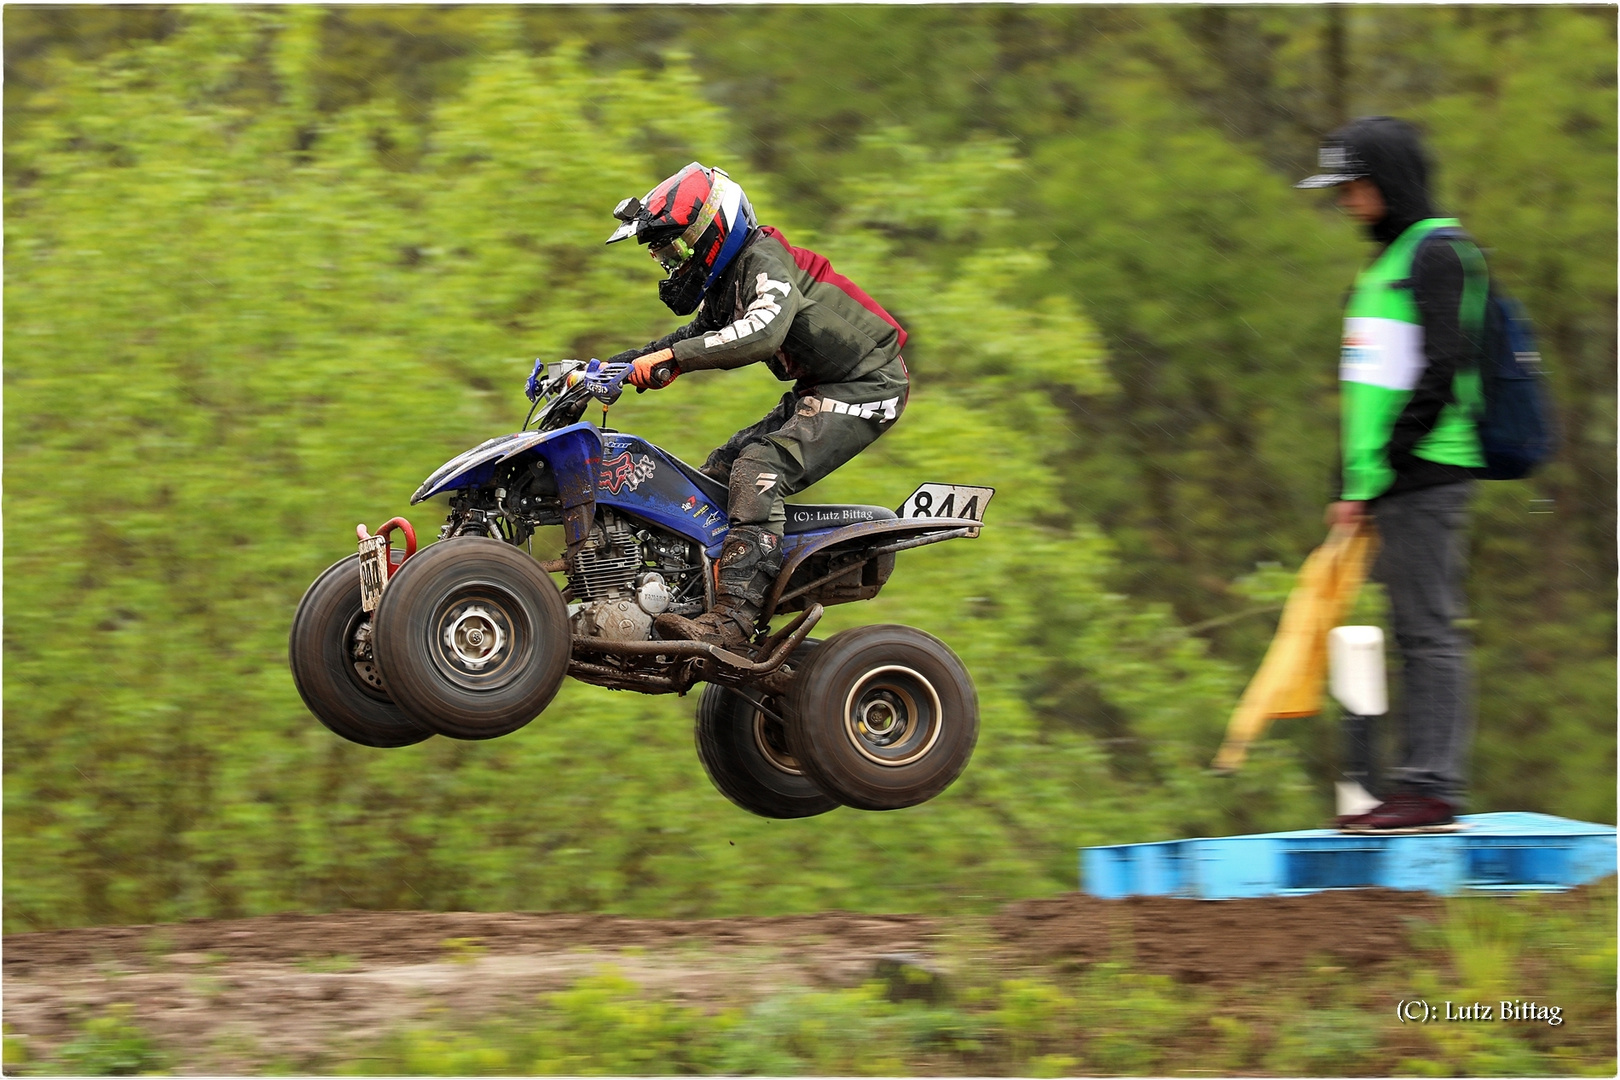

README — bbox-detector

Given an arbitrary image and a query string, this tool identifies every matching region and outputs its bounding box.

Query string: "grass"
[21,1005,167,1077]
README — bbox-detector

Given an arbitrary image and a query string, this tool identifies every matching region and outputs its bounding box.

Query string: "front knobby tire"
[288,555,434,748]
[695,640,840,819]
[373,537,570,740]
[786,625,978,811]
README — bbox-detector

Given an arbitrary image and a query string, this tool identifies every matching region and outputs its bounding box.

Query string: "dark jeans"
[1370,480,1476,804]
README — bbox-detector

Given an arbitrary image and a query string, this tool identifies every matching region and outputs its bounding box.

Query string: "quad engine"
[437,461,708,643]
[568,509,703,641]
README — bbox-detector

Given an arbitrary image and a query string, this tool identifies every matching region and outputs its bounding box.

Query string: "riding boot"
[655,526,782,651]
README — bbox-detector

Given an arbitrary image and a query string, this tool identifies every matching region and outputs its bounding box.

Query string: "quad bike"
[289,359,992,817]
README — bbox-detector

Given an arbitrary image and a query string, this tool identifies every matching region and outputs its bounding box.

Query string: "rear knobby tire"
[695,640,840,819]
[288,555,434,748]
[373,537,571,740]
[786,625,977,811]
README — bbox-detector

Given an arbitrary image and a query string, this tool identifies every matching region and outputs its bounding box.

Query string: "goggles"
[649,236,695,273]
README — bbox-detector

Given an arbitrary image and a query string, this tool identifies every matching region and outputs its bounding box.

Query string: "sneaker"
[1341,792,1463,834]
[1331,809,1377,830]
[1328,780,1382,829]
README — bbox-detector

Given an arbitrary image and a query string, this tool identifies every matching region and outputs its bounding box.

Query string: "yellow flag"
[1212,522,1377,771]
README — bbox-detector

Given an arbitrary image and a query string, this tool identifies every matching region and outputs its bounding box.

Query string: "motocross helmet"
[605,162,758,316]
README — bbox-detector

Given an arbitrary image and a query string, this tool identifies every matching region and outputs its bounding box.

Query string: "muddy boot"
[655,526,782,651]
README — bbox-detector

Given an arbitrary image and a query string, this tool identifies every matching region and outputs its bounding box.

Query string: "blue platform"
[1081,812,1617,900]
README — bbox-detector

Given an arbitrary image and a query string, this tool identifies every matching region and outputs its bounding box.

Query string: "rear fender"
[762,517,981,620]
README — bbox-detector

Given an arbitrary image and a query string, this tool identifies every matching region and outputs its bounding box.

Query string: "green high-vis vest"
[1340,217,1485,501]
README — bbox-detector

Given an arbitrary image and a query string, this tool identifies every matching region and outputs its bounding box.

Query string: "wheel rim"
[841,664,943,767]
[751,699,807,775]
[428,585,526,690]
[344,611,391,700]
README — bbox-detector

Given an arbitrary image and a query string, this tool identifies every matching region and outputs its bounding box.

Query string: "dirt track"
[2,890,1449,1073]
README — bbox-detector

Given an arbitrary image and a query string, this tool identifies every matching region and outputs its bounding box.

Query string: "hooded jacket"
[1329,117,1483,500]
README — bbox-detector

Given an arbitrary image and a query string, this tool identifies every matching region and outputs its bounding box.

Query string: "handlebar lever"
[601,362,633,393]
[583,361,631,406]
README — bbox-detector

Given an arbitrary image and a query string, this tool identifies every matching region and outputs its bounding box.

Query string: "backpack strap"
[1400,226,1489,336]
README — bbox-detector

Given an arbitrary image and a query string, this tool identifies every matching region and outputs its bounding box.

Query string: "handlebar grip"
[634,359,680,394]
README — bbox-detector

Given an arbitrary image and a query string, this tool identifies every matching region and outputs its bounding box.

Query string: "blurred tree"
[4,10,1316,930]
[680,4,1616,818]
[3,7,1611,935]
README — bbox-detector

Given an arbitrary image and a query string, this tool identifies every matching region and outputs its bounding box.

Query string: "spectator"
[1296,117,1486,833]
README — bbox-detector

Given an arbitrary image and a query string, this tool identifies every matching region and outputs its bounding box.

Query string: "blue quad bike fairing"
[412,423,898,559]
[593,433,902,558]
[413,422,602,509]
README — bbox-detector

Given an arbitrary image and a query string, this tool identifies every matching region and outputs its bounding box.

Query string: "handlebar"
[524,358,628,431]
[524,356,677,431]
[595,358,678,394]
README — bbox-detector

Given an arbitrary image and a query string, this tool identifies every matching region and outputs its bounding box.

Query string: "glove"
[606,348,644,366]
[628,349,680,391]
[524,358,546,402]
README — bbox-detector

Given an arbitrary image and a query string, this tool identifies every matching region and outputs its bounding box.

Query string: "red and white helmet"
[606,163,757,314]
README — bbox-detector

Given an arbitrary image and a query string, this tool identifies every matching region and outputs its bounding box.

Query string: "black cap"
[1296,139,1371,189]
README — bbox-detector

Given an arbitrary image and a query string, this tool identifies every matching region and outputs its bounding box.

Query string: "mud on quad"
[290,359,991,818]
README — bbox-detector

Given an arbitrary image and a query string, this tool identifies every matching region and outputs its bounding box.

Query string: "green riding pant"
[702,359,910,536]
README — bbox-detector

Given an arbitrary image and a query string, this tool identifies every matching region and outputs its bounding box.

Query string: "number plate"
[896,483,994,522]
[358,535,389,612]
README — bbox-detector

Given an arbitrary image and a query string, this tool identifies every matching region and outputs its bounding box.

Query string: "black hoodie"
[1330,117,1481,499]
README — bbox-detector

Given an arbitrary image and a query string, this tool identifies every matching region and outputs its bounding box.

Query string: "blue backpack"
[1475,290,1558,479]
[1425,228,1558,480]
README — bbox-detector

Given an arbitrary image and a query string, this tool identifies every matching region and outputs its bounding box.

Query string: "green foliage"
[1072,964,1201,1073]
[991,976,1076,1065]
[43,1005,166,1077]
[2,6,1613,934]
[718,980,973,1076]
[5,10,731,928]
[3,8,1316,933]
[535,967,734,1074]
[684,5,1617,817]
[4,1024,31,1072]
[336,966,734,1075]
[1389,881,1618,1077]
[294,953,359,974]
[1265,1006,1384,1074]
[1413,879,1618,1036]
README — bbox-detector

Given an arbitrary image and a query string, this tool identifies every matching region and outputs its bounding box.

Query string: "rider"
[599,162,909,649]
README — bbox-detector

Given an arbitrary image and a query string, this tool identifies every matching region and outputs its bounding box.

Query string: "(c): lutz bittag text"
[1396,999,1564,1026]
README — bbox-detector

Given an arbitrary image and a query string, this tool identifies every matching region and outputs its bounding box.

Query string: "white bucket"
[1329,625,1387,717]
